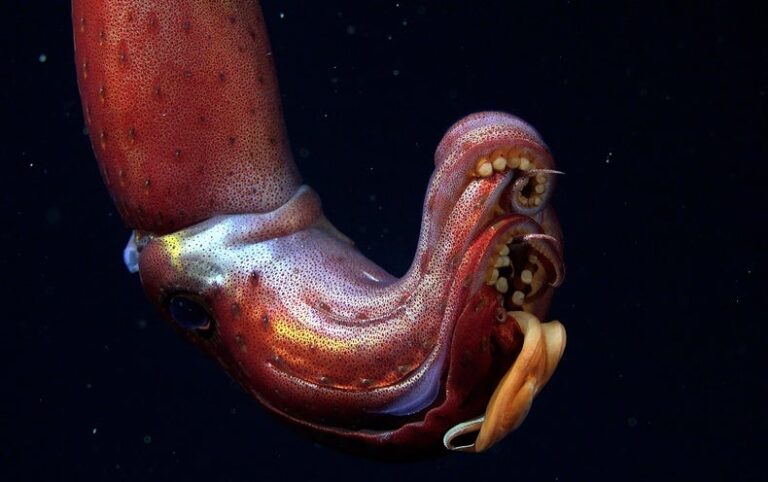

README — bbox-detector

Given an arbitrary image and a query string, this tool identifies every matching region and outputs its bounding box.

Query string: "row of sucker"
[474,149,549,208]
[484,238,545,311]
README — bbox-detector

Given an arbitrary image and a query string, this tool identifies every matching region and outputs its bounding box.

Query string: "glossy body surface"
[73,0,566,455]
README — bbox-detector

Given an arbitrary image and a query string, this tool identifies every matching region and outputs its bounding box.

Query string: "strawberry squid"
[73,0,566,456]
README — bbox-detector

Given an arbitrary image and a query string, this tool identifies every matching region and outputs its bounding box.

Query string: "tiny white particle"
[38,53,47,63]
[279,12,285,19]
[392,69,400,76]
[92,428,97,434]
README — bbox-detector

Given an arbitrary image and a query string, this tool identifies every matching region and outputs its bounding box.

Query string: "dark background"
[2,1,765,481]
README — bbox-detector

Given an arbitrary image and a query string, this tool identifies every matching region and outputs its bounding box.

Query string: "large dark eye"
[168,295,212,331]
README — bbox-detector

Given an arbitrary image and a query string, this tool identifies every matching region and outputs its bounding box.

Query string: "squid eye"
[168,295,212,331]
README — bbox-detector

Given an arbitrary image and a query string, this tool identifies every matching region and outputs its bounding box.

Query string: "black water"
[3,1,765,481]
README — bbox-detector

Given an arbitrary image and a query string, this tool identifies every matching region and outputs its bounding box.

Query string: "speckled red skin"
[73,1,565,457]
[134,113,564,456]
[260,215,542,456]
[73,0,300,234]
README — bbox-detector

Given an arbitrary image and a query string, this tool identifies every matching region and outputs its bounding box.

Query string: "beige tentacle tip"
[443,311,566,453]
